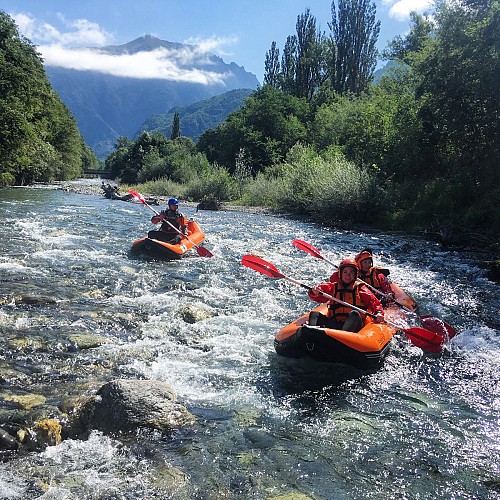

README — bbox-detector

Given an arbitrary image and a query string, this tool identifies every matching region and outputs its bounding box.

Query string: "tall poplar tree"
[264,41,280,87]
[295,9,325,100]
[170,111,181,140]
[329,0,380,95]
[281,35,298,94]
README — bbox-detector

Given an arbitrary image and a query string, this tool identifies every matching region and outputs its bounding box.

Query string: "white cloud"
[40,45,229,84]
[184,34,238,58]
[11,11,113,46]
[384,0,434,21]
[9,12,232,85]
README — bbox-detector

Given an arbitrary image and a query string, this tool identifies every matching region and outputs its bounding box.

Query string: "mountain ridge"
[135,88,255,141]
[45,35,259,158]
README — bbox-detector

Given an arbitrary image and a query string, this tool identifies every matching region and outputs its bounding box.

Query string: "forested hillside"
[0,11,97,185]
[135,88,255,142]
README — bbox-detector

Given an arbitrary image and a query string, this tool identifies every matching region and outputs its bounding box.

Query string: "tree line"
[110,0,498,243]
[0,11,97,186]
[1,2,498,245]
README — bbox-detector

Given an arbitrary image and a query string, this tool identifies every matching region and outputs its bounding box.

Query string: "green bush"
[183,164,236,201]
[254,143,386,222]
[240,172,287,208]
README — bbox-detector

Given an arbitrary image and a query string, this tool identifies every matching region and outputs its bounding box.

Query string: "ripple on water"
[0,186,498,499]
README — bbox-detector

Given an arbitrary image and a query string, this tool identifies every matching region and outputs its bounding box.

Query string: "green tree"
[170,111,181,139]
[329,0,380,95]
[105,136,133,179]
[383,12,433,65]
[414,1,500,184]
[294,9,325,100]
[197,86,310,173]
[281,35,298,94]
[264,41,280,87]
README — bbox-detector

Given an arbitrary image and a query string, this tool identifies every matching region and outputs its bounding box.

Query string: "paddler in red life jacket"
[354,248,395,305]
[148,197,188,243]
[308,258,385,332]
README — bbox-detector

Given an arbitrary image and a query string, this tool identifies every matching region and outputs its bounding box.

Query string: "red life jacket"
[359,266,390,290]
[327,282,366,323]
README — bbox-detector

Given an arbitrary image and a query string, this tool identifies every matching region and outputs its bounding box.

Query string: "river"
[0,182,498,499]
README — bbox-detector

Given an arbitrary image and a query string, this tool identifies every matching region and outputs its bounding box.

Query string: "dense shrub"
[241,144,386,222]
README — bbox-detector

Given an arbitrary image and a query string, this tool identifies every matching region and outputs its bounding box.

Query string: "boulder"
[180,304,214,324]
[196,196,221,211]
[12,295,57,306]
[0,428,19,450]
[71,379,195,436]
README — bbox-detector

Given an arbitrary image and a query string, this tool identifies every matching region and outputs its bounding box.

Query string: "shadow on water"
[262,352,376,397]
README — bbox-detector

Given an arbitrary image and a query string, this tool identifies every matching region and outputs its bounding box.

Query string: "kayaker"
[354,248,395,305]
[148,197,188,243]
[308,258,385,332]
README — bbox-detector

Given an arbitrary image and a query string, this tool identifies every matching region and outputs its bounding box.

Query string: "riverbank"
[55,179,292,217]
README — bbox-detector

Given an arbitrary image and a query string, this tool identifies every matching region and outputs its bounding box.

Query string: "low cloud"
[41,45,228,84]
[184,34,238,58]
[10,11,234,84]
[382,0,434,21]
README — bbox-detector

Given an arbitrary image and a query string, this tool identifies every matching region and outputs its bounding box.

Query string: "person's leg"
[342,311,363,332]
[169,234,182,244]
[308,311,329,327]
[148,230,176,242]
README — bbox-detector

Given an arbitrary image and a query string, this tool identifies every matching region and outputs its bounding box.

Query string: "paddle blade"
[404,327,446,354]
[241,255,284,279]
[291,239,324,260]
[196,245,213,258]
[128,189,146,204]
[420,315,457,340]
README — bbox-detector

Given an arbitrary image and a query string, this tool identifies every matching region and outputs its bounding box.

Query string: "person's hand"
[309,287,322,298]
[375,312,385,324]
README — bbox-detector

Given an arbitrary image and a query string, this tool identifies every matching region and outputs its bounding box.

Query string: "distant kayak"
[275,304,397,369]
[130,220,205,260]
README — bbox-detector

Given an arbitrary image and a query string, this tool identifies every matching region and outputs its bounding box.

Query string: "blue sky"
[4,0,433,85]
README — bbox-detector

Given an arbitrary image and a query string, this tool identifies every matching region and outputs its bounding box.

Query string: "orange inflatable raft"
[274,304,398,369]
[274,282,421,368]
[130,220,205,260]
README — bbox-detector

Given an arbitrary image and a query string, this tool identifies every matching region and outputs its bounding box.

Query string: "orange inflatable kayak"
[130,220,205,260]
[275,304,397,369]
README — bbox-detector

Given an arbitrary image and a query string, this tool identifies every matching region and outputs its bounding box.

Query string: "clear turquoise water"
[0,184,498,499]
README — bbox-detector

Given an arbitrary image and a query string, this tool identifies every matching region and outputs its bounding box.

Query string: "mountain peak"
[102,35,191,55]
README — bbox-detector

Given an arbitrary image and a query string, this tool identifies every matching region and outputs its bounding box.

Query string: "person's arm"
[359,286,384,322]
[179,214,188,235]
[377,272,395,299]
[151,212,164,224]
[308,282,334,303]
